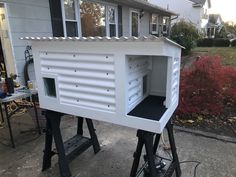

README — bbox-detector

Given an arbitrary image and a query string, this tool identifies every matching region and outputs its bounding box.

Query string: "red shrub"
[222,67,236,105]
[176,56,236,116]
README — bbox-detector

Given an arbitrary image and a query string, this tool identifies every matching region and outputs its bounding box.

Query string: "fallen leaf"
[197,116,203,121]
[179,119,187,124]
[228,119,235,123]
[229,117,236,120]
[187,120,194,124]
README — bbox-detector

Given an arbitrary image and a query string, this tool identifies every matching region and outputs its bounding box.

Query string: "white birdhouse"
[23,36,183,133]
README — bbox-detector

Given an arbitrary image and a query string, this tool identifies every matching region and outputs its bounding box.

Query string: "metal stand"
[32,94,41,134]
[130,121,181,177]
[3,103,15,148]
[42,110,101,177]
[0,104,4,123]
[0,94,41,148]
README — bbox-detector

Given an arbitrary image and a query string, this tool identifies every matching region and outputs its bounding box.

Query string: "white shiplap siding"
[5,0,52,83]
[140,11,150,36]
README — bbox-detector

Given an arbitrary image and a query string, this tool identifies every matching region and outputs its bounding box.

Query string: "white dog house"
[23,36,183,133]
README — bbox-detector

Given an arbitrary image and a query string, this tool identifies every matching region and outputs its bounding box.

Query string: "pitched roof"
[208,14,223,25]
[20,36,184,48]
[190,0,206,4]
[190,0,211,8]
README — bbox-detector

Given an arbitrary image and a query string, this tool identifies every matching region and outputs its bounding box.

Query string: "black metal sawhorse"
[130,120,181,177]
[42,110,101,177]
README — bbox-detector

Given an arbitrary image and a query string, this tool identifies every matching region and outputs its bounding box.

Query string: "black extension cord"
[155,154,201,177]
[180,160,201,177]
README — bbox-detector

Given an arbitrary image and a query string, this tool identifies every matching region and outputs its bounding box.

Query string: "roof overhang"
[192,4,203,7]
[192,0,211,8]
[103,0,178,16]
[21,36,185,49]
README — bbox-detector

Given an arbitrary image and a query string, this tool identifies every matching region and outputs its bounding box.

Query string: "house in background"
[206,14,224,38]
[149,0,211,32]
[0,0,52,83]
[0,0,177,84]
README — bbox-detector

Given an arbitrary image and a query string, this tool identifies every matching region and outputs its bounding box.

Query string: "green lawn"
[192,47,236,67]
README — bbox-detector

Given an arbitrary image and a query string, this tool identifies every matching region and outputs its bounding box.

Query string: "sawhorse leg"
[42,112,56,171]
[86,119,100,153]
[4,103,15,148]
[130,133,144,177]
[77,117,83,135]
[166,121,181,177]
[42,110,71,177]
[130,130,157,177]
[0,103,4,123]
[31,94,41,134]
[76,117,100,153]
[130,120,181,177]
[42,111,100,177]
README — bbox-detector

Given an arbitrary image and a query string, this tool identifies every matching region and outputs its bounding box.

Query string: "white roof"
[21,36,184,49]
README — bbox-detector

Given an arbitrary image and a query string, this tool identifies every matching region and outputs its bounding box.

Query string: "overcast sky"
[209,0,236,22]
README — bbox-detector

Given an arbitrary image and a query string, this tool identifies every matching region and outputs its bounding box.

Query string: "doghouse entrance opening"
[126,55,168,121]
[43,77,57,97]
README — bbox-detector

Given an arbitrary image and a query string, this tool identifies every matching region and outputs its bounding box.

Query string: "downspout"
[168,15,179,37]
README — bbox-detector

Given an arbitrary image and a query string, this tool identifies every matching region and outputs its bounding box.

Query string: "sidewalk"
[0,115,235,177]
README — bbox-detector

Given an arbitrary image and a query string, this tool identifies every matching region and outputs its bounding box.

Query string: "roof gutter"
[192,3,203,7]
[105,0,178,16]
[171,15,179,21]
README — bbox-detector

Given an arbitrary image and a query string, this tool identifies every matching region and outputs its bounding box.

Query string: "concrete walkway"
[0,115,235,177]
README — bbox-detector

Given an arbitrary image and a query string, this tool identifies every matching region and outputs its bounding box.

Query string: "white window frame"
[162,17,169,35]
[61,0,81,37]
[80,0,118,37]
[129,9,140,37]
[61,0,118,37]
[150,14,158,35]
[106,5,118,37]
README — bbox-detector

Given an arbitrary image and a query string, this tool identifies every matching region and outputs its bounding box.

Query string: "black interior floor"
[128,95,167,121]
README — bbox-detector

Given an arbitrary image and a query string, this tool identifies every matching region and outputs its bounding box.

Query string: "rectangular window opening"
[66,21,78,36]
[63,0,79,37]
[80,1,106,37]
[127,56,168,121]
[151,14,158,35]
[80,1,117,37]
[43,78,57,98]
[131,11,139,37]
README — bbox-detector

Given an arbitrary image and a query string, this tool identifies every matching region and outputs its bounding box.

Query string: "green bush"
[197,38,214,47]
[214,38,230,47]
[231,39,236,47]
[197,38,230,47]
[170,20,200,55]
